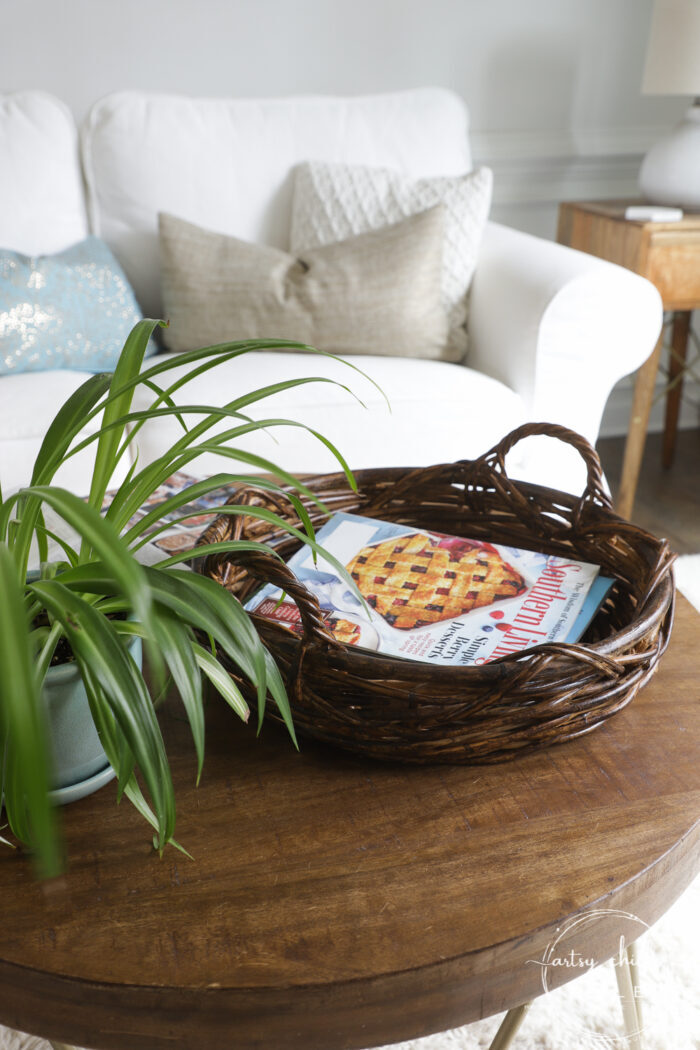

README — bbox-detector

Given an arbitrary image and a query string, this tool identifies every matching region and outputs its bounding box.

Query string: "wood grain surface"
[557,200,700,308]
[0,597,698,1050]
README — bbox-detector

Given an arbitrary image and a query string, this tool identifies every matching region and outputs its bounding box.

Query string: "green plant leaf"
[146,609,204,782]
[135,336,388,411]
[57,368,369,498]
[144,568,276,730]
[33,525,79,567]
[162,569,295,738]
[79,662,135,794]
[86,318,163,518]
[191,642,250,722]
[94,403,355,536]
[146,539,282,569]
[78,666,189,856]
[24,485,154,629]
[0,544,61,878]
[29,580,176,850]
[55,562,273,734]
[31,373,112,487]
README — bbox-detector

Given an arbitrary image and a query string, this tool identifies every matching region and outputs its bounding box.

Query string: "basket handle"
[213,548,339,646]
[195,486,339,646]
[472,422,612,512]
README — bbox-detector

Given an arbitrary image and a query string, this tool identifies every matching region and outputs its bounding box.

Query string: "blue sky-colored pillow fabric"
[0,236,146,375]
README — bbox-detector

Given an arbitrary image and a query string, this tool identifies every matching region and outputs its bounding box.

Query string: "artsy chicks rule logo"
[528,908,649,994]
[526,908,650,1049]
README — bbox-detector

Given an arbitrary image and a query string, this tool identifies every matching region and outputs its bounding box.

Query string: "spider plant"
[0,318,363,878]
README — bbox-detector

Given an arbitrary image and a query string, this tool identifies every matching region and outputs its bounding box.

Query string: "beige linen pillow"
[158,208,449,358]
[291,161,493,360]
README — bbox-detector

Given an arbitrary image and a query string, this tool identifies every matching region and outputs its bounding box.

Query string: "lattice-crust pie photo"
[345,532,527,629]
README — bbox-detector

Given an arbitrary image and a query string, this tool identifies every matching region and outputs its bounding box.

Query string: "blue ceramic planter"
[42,634,142,804]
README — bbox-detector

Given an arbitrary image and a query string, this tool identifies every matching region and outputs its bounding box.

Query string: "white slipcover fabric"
[130,352,526,479]
[0,92,88,255]
[81,89,471,318]
[468,223,664,490]
[0,369,130,496]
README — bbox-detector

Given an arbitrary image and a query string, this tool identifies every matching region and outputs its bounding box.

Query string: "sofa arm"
[466,221,663,493]
[468,221,663,442]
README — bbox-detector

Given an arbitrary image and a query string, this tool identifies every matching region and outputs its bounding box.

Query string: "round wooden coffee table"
[0,597,698,1050]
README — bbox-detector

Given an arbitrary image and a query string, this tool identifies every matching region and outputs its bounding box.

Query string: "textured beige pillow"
[158,208,449,358]
[291,162,493,360]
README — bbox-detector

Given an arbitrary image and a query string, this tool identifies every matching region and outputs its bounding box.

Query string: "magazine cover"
[245,512,613,666]
[114,471,233,566]
[94,472,231,567]
[37,471,217,567]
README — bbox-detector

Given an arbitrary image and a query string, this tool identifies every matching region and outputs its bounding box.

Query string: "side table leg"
[662,310,692,469]
[614,944,644,1050]
[617,331,665,520]
[626,941,643,1032]
[487,1002,532,1050]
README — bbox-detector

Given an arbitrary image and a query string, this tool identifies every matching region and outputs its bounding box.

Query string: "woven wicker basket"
[194,423,676,764]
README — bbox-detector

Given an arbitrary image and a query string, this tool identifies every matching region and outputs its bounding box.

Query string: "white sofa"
[0,88,662,498]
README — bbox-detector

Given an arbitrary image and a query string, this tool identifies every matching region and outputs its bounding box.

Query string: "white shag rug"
[3,559,700,1050]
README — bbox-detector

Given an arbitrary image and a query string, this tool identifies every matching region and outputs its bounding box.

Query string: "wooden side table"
[557,199,700,520]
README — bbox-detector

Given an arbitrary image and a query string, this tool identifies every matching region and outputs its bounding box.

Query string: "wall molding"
[470,126,665,206]
[471,125,665,162]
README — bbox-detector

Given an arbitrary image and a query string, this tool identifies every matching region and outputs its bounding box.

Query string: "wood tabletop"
[559,198,700,230]
[1,597,699,1050]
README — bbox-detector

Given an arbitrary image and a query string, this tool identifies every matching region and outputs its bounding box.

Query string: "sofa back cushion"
[81,89,471,319]
[0,92,88,255]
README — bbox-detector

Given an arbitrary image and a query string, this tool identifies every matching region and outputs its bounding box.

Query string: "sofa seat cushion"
[0,370,129,496]
[0,92,88,255]
[130,352,526,479]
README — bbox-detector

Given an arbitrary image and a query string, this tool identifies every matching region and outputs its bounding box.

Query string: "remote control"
[625,205,684,222]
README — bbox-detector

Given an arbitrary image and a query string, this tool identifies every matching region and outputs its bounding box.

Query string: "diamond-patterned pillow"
[290,161,493,362]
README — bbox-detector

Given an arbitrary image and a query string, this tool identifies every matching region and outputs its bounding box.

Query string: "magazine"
[245,511,614,666]
[34,471,216,568]
[99,471,239,567]
[108,471,239,566]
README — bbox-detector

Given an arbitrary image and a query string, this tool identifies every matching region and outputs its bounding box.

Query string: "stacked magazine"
[245,511,614,666]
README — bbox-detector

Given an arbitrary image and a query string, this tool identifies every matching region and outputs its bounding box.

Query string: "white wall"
[1,0,695,435]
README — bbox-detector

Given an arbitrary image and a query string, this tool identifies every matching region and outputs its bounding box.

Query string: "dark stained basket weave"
[194,424,676,764]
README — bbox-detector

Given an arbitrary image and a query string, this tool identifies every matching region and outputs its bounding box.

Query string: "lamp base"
[639,102,700,208]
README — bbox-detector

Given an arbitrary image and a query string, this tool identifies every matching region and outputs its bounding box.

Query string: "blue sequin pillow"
[0,237,147,375]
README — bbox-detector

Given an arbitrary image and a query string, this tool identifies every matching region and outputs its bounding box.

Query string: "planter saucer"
[49,763,116,807]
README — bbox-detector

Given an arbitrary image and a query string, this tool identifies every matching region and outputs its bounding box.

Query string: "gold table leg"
[487,1002,532,1050]
[627,940,643,1031]
[614,943,644,1050]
